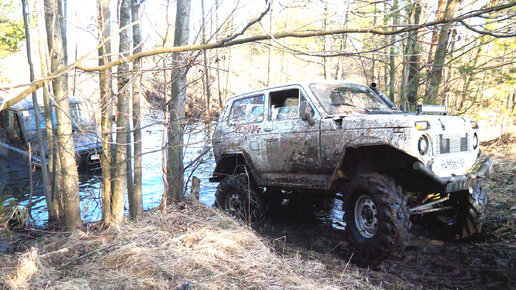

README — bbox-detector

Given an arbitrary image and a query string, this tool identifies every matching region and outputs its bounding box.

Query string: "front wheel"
[426,183,487,240]
[214,175,265,222]
[344,173,411,261]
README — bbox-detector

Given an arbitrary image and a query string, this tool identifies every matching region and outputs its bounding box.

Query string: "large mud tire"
[427,183,487,240]
[344,173,411,261]
[214,175,265,222]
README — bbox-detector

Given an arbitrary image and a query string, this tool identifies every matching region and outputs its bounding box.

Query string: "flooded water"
[0,114,218,226]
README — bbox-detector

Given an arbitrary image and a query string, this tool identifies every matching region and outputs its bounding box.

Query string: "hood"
[25,131,101,156]
[330,113,472,130]
[73,132,102,153]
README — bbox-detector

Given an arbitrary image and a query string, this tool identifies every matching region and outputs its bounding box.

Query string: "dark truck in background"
[0,95,101,170]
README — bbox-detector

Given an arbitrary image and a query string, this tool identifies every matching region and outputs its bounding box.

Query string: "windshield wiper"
[332,103,355,107]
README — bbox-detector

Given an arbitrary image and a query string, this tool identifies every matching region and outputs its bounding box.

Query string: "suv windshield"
[21,103,92,132]
[309,83,391,115]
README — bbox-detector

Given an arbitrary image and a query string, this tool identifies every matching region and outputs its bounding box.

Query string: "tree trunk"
[35,0,58,221]
[388,0,399,102]
[322,1,329,79]
[427,0,447,65]
[215,0,223,107]
[44,0,81,230]
[406,2,422,109]
[130,0,143,219]
[425,0,459,104]
[266,0,273,86]
[111,0,132,225]
[201,0,211,116]
[167,0,191,203]
[96,0,114,225]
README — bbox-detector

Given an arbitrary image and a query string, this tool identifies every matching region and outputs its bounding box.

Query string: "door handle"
[265,138,277,142]
[263,128,272,132]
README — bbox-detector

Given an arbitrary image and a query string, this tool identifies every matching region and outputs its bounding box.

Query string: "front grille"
[460,134,469,152]
[439,135,450,154]
[437,133,469,155]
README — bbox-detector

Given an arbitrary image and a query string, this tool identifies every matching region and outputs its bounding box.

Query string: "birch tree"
[111,0,132,225]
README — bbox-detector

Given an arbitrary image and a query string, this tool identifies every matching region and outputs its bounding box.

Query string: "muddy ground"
[255,135,516,289]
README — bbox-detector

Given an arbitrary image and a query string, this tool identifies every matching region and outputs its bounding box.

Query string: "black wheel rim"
[225,191,246,219]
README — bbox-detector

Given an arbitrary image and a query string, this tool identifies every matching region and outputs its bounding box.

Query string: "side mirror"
[7,127,18,141]
[300,101,315,126]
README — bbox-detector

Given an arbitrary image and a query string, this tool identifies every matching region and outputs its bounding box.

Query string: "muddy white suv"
[210,80,492,260]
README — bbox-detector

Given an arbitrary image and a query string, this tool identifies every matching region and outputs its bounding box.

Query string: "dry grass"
[0,202,374,289]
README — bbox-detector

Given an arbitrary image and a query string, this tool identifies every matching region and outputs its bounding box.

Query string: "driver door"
[260,87,323,186]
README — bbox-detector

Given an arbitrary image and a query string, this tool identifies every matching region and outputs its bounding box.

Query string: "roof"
[226,79,369,102]
[2,91,81,111]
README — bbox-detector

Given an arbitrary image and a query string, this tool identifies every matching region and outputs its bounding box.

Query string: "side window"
[229,94,265,124]
[269,89,300,121]
[0,111,6,139]
[5,111,24,145]
[0,111,7,129]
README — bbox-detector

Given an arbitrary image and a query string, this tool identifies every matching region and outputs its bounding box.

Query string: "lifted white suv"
[210,80,491,260]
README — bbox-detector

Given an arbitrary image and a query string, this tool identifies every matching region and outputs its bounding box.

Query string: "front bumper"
[413,157,492,193]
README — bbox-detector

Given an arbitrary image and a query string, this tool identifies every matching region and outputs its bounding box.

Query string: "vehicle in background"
[0,95,101,170]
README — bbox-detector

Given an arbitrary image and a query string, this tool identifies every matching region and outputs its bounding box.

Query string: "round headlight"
[418,135,429,155]
[473,133,479,149]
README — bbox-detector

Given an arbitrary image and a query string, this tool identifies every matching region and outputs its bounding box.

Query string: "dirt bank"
[1,133,514,289]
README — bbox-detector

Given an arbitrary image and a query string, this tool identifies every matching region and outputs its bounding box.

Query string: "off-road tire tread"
[431,184,487,240]
[345,173,411,261]
[214,175,265,222]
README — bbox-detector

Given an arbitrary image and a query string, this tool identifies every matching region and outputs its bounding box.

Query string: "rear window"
[228,94,265,123]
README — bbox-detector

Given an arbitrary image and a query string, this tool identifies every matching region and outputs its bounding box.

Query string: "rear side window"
[229,94,265,123]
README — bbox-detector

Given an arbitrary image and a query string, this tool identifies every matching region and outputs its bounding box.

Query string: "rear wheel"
[214,175,265,222]
[344,173,411,260]
[427,183,487,240]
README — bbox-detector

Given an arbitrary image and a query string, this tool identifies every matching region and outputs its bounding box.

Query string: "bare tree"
[34,0,59,221]
[96,0,114,226]
[405,1,422,109]
[201,0,211,115]
[167,0,191,203]
[130,0,143,219]
[388,0,399,101]
[425,0,460,103]
[111,0,132,225]
[44,0,81,230]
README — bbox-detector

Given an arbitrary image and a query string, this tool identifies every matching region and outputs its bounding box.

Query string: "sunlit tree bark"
[129,0,143,219]
[167,0,191,203]
[425,0,459,103]
[35,0,58,221]
[96,0,114,226]
[111,0,132,225]
[44,0,81,230]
